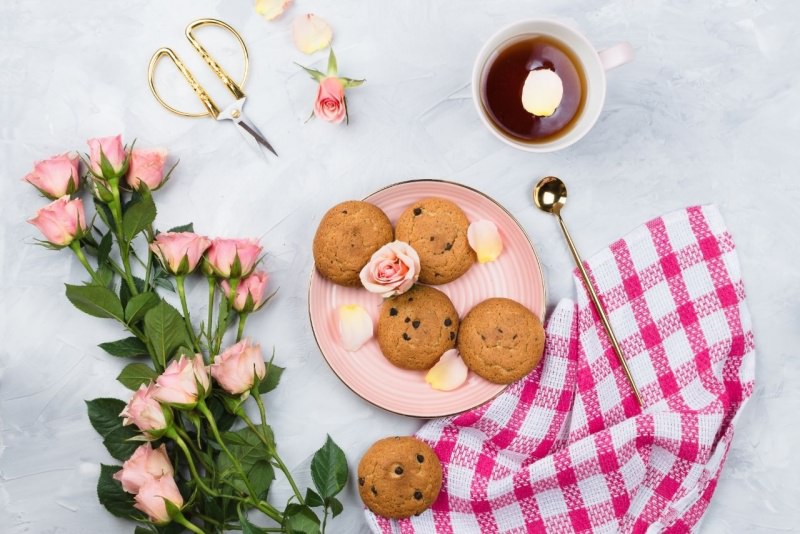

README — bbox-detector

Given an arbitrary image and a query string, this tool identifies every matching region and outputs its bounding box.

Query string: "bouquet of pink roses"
[24,136,347,534]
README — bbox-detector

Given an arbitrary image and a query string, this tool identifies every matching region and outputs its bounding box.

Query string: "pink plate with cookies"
[308,179,546,418]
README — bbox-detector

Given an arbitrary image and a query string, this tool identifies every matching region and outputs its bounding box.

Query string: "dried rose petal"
[425,349,469,391]
[256,0,292,20]
[292,13,333,54]
[338,304,373,352]
[467,220,503,263]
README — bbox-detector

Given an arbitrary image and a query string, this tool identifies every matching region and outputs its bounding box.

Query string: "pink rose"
[126,148,169,190]
[150,232,212,276]
[210,339,266,395]
[313,77,347,124]
[134,475,183,524]
[113,443,174,494]
[221,271,270,313]
[120,384,171,438]
[87,135,126,176]
[23,152,81,199]
[28,196,87,247]
[152,355,210,408]
[359,240,420,298]
[205,238,262,279]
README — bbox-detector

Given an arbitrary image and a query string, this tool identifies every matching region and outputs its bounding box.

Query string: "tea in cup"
[472,19,634,152]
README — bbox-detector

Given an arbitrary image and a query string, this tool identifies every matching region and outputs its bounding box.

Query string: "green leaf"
[164,498,182,521]
[329,496,343,518]
[206,395,238,432]
[97,232,113,265]
[122,186,156,242]
[96,201,116,231]
[65,283,124,321]
[311,435,348,500]
[249,460,275,500]
[125,291,160,324]
[116,363,157,390]
[98,149,119,181]
[296,63,325,82]
[97,464,138,518]
[167,223,194,233]
[133,276,146,293]
[97,264,114,288]
[238,506,272,534]
[258,363,284,394]
[143,300,189,366]
[340,77,366,89]
[99,337,149,358]
[86,398,140,461]
[103,427,143,461]
[86,398,127,437]
[326,48,338,76]
[216,426,274,496]
[305,488,323,508]
[282,504,321,534]
[153,268,175,292]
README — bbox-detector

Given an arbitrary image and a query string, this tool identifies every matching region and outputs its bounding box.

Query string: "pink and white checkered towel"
[366,205,755,533]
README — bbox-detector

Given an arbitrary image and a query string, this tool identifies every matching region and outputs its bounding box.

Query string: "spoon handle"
[556,214,644,407]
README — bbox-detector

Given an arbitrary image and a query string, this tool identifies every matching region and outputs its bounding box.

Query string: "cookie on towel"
[458,298,544,384]
[394,198,476,284]
[377,284,459,370]
[313,200,394,286]
[357,436,443,519]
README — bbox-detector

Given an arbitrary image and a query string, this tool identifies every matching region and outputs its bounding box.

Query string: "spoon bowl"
[533,175,568,215]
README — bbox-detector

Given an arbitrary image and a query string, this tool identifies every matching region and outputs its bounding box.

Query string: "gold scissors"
[148,18,278,158]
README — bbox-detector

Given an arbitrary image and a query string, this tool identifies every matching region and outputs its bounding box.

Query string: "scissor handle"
[148,47,220,118]
[186,18,248,101]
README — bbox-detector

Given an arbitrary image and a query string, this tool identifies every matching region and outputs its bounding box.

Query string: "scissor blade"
[236,120,278,157]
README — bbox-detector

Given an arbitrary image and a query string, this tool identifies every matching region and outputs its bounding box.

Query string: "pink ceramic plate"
[308,180,546,418]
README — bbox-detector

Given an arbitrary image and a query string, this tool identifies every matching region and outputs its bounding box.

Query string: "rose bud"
[152,355,210,408]
[313,77,347,124]
[23,152,81,199]
[87,134,126,177]
[113,443,174,494]
[359,240,420,298]
[150,232,212,276]
[221,271,270,313]
[210,339,266,395]
[120,384,172,438]
[134,475,184,524]
[126,148,169,191]
[205,238,262,279]
[28,196,87,247]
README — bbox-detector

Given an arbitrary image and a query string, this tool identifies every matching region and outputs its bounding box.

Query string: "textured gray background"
[1,0,798,532]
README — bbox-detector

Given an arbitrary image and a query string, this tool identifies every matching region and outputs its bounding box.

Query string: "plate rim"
[307,178,548,418]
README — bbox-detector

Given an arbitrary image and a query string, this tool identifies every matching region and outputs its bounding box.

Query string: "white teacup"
[472,19,634,153]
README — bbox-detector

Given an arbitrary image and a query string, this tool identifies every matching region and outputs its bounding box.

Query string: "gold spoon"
[533,176,643,407]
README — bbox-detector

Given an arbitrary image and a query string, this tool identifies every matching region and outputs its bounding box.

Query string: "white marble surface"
[1,0,799,532]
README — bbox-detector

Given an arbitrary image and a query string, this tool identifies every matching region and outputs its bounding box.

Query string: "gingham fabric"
[366,205,755,533]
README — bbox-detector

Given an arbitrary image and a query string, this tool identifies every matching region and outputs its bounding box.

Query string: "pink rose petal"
[425,349,469,391]
[292,14,333,54]
[468,220,503,263]
[256,0,292,20]
[338,304,373,352]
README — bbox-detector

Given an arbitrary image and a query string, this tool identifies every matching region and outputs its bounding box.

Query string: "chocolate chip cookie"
[394,198,476,284]
[458,298,545,384]
[313,200,394,286]
[377,285,459,370]
[357,436,443,519]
